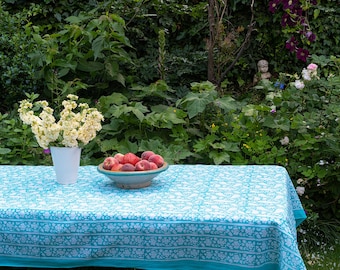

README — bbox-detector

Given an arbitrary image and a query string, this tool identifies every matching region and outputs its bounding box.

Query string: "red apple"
[135,160,151,171]
[121,163,136,171]
[113,153,124,163]
[103,157,118,170]
[148,154,164,168]
[141,151,155,160]
[122,152,140,165]
[149,162,158,170]
[111,163,123,171]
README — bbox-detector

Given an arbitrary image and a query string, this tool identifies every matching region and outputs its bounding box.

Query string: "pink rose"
[307,63,318,70]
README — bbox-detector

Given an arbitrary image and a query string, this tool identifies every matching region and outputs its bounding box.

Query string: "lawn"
[300,242,340,270]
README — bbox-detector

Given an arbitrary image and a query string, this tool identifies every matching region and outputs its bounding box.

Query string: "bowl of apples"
[97,151,169,189]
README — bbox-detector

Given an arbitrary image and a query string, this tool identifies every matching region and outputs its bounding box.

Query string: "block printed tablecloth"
[0,165,306,270]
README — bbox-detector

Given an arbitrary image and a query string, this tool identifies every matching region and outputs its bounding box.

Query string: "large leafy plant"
[27,11,133,101]
[95,80,193,164]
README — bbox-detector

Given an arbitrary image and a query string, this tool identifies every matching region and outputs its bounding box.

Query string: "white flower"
[318,160,326,166]
[280,136,289,146]
[301,68,311,81]
[296,186,305,196]
[294,80,305,89]
[18,95,104,149]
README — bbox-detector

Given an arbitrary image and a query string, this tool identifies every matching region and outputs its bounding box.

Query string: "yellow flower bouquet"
[18,94,104,149]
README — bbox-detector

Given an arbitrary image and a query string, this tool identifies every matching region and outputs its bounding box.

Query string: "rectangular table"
[0,165,306,270]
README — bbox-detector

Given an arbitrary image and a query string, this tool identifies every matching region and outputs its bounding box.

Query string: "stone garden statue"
[253,59,271,84]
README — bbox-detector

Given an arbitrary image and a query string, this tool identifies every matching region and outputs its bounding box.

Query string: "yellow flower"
[18,95,104,149]
[243,143,251,149]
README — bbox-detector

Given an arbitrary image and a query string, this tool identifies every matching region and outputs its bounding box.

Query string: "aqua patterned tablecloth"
[0,165,306,270]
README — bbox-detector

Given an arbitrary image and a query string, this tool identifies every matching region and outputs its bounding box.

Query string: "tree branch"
[218,0,256,87]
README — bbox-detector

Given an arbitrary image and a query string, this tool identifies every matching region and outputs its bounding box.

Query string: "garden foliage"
[0,0,339,242]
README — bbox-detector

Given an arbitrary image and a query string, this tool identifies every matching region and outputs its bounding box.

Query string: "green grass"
[300,242,340,270]
[297,217,340,269]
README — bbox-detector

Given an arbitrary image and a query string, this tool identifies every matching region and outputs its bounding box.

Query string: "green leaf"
[77,60,104,72]
[115,140,138,154]
[105,61,119,76]
[0,148,11,155]
[177,90,217,119]
[223,142,240,152]
[114,73,126,86]
[193,134,217,152]
[32,33,44,44]
[92,36,105,60]
[109,13,126,26]
[111,103,149,122]
[100,138,119,152]
[242,104,257,117]
[53,59,77,71]
[145,106,186,128]
[131,80,174,99]
[98,93,128,109]
[65,14,91,24]
[209,150,230,164]
[139,139,165,153]
[190,81,216,92]
[214,96,240,111]
[263,117,290,131]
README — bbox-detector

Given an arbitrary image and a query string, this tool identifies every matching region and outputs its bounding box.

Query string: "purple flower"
[282,0,298,11]
[281,13,296,27]
[296,48,309,62]
[43,148,51,155]
[279,83,285,89]
[269,0,281,13]
[285,36,298,52]
[300,17,308,27]
[305,31,316,42]
[290,6,303,17]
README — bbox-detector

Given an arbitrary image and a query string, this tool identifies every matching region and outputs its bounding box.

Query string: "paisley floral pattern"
[0,165,306,270]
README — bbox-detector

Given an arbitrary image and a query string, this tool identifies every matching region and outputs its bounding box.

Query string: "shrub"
[0,2,43,112]
[173,55,340,221]
[27,11,134,102]
[257,55,340,220]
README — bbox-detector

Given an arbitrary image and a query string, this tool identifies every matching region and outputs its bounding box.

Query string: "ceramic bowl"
[97,162,169,189]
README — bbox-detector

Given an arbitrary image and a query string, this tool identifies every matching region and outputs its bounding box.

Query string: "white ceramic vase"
[50,146,81,185]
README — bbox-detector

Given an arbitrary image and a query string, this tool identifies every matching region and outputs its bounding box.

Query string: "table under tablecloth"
[0,165,306,270]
